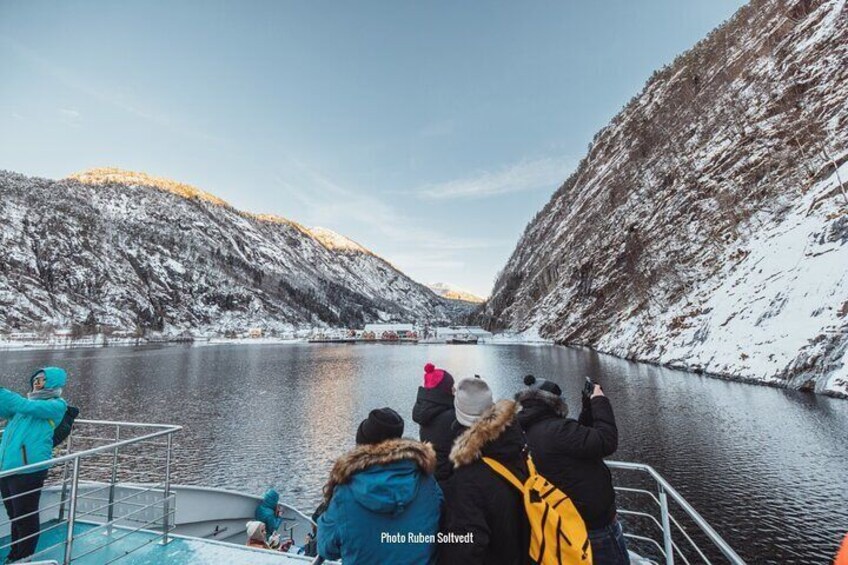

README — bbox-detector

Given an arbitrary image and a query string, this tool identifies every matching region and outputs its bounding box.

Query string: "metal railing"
[309,461,744,565]
[607,461,745,565]
[0,419,181,564]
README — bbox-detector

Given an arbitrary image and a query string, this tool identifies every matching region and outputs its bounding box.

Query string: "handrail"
[0,419,182,479]
[607,460,745,565]
[0,418,181,564]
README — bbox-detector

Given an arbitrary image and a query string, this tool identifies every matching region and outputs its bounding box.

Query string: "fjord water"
[0,344,845,563]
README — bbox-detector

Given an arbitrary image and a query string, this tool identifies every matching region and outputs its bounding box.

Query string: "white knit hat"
[454,376,494,427]
[246,520,265,541]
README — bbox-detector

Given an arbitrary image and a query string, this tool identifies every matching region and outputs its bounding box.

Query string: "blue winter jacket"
[255,488,282,535]
[317,439,443,565]
[0,367,68,474]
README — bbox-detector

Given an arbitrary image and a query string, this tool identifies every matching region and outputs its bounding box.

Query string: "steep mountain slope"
[0,168,457,336]
[478,0,848,395]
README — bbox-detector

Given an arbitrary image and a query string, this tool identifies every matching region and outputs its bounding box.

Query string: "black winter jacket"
[412,386,459,483]
[516,389,619,530]
[441,400,531,565]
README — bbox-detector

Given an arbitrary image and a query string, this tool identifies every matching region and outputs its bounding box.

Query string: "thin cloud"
[417,156,573,200]
[270,157,500,277]
[58,107,81,126]
[2,35,224,144]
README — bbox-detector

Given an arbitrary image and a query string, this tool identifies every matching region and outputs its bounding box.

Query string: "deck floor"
[1,521,310,564]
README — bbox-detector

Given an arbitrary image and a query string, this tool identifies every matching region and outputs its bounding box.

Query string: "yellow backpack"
[482,455,592,565]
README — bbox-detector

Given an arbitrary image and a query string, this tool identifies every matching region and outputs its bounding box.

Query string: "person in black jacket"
[412,363,458,484]
[516,375,628,565]
[441,377,530,565]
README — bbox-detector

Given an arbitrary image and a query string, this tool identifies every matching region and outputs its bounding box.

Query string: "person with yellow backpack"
[442,376,592,565]
[516,375,627,565]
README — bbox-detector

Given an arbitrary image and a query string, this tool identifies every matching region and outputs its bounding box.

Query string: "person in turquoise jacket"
[0,367,69,563]
[317,408,443,565]
[255,488,283,537]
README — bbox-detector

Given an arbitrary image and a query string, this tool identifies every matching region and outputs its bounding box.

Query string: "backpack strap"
[526,454,537,476]
[482,457,525,491]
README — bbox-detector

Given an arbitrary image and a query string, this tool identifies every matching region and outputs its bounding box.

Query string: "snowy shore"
[0,335,308,353]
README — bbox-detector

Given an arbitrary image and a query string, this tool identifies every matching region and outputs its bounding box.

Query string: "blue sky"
[0,0,746,297]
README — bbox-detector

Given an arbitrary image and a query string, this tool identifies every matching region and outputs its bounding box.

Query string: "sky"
[0,0,746,297]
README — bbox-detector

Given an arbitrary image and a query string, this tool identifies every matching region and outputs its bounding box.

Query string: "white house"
[364,323,415,334]
[434,326,493,340]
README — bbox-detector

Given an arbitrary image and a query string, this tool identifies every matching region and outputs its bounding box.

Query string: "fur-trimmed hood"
[515,387,568,418]
[450,400,521,468]
[323,438,436,505]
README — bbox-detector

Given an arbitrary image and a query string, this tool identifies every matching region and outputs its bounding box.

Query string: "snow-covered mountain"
[477,0,848,396]
[427,283,485,304]
[0,167,466,336]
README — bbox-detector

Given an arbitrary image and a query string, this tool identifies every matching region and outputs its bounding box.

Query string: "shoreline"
[2,335,844,399]
[0,336,308,353]
[560,342,848,400]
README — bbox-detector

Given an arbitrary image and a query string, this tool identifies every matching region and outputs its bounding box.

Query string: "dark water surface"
[0,344,845,563]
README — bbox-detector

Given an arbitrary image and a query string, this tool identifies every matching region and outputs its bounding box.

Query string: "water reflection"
[0,343,845,563]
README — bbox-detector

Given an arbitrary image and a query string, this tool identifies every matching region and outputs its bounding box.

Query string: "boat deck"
[1,521,312,565]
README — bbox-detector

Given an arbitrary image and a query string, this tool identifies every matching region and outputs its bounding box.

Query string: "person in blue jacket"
[0,367,68,563]
[317,407,443,565]
[255,488,282,538]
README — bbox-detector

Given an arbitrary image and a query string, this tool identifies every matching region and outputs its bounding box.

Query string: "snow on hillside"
[428,283,485,304]
[308,227,370,254]
[0,169,459,337]
[602,162,848,396]
[478,0,848,395]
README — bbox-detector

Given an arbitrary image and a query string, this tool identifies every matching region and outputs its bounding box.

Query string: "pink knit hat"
[424,363,454,392]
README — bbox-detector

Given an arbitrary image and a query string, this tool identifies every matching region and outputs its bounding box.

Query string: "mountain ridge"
[428,282,485,304]
[0,168,471,336]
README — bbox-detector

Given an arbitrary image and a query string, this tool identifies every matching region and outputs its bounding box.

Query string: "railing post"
[63,458,81,565]
[57,428,74,522]
[160,432,173,545]
[106,424,120,535]
[659,486,675,565]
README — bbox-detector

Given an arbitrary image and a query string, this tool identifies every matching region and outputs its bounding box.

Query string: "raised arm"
[568,395,619,459]
[0,388,66,421]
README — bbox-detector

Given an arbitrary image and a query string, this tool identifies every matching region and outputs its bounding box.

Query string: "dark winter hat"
[355,407,405,445]
[523,374,562,397]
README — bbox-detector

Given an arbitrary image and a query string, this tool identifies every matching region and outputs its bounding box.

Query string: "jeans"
[0,470,48,562]
[588,518,630,565]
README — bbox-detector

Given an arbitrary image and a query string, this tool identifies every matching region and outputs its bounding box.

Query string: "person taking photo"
[516,375,627,565]
[0,367,69,564]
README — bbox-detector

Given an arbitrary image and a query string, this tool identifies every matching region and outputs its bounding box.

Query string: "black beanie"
[523,374,563,397]
[355,407,404,445]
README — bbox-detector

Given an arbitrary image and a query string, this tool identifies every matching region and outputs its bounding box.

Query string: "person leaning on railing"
[0,367,69,564]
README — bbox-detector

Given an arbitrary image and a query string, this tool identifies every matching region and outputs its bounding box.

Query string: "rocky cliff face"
[478,0,848,395]
[0,168,464,336]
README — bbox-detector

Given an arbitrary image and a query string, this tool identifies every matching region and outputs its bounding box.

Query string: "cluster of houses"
[3,324,493,346]
[361,324,493,343]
